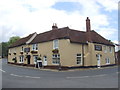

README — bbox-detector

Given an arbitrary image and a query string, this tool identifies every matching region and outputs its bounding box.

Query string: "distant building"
[8,17,116,69]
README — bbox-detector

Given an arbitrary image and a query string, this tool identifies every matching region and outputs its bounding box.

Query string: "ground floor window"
[52,54,60,64]
[19,56,24,63]
[33,55,38,64]
[76,54,82,65]
[105,58,110,64]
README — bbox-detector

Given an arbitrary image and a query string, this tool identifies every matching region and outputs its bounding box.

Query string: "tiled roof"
[30,27,70,44]
[90,30,113,45]
[30,27,114,46]
[9,27,114,48]
[9,33,36,48]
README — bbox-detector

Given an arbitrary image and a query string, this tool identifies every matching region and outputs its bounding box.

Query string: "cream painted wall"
[86,43,115,66]
[8,39,115,67]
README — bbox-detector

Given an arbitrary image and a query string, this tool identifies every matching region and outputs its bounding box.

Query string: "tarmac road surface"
[1,58,118,88]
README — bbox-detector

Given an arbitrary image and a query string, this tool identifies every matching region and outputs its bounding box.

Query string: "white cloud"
[96,0,119,12]
[97,28,117,39]
[0,0,118,43]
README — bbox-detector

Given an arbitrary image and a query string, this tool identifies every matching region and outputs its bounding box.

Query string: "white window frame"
[44,56,47,61]
[105,58,110,64]
[109,46,112,53]
[53,39,59,49]
[76,54,82,65]
[19,56,24,63]
[9,49,11,53]
[104,46,107,53]
[14,48,16,53]
[33,55,38,64]
[32,44,38,51]
[52,54,60,64]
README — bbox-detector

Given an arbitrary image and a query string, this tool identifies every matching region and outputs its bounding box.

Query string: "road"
[1,59,119,88]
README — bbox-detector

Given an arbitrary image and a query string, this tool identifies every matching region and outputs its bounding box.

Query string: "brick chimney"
[86,17,91,32]
[52,23,58,30]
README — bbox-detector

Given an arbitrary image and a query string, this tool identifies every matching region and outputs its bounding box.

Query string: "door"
[27,55,31,64]
[96,54,101,68]
[43,56,47,66]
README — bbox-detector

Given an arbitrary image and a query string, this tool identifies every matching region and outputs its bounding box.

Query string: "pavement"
[1,58,119,88]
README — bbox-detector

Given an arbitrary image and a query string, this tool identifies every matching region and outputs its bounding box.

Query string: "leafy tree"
[0,36,20,58]
[8,36,20,46]
[1,42,8,58]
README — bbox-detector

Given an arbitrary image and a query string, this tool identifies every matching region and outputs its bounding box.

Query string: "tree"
[1,42,8,58]
[8,36,20,46]
[0,36,20,58]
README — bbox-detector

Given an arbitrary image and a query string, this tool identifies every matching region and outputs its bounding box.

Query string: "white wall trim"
[26,32,37,44]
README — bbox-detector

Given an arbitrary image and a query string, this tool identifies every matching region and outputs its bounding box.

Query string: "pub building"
[8,17,116,69]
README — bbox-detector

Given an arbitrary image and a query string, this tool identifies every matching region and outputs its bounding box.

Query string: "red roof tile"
[10,27,114,48]
[30,27,114,46]
[9,32,36,48]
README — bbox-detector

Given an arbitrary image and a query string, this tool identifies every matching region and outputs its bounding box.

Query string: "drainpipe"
[82,44,84,67]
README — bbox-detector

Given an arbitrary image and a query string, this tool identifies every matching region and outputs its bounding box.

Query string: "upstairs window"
[9,49,11,53]
[53,40,59,49]
[104,46,107,53]
[76,54,82,65]
[32,44,38,51]
[109,47,112,53]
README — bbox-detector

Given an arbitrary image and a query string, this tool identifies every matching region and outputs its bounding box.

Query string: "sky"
[0,0,119,46]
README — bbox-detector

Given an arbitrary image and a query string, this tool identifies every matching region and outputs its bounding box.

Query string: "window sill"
[19,62,24,63]
[77,64,82,65]
[52,63,59,65]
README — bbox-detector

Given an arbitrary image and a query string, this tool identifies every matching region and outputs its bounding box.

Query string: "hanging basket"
[31,50,38,54]
[20,51,23,54]
[52,49,59,53]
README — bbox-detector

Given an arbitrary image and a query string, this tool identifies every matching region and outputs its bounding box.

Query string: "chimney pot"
[52,23,58,30]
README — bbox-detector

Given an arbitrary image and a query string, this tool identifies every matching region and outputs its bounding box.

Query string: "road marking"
[10,74,40,79]
[91,74,107,77]
[67,74,107,79]
[67,76,89,79]
[10,74,23,77]
[0,69,6,73]
[25,75,40,78]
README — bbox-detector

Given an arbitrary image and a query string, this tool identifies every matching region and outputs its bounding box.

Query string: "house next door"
[43,56,47,66]
[96,54,101,68]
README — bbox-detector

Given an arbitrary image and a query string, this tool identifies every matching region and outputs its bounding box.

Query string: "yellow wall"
[8,39,115,67]
[84,43,115,66]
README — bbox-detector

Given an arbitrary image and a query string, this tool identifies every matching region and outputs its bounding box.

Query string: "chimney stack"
[52,23,58,30]
[86,17,91,32]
